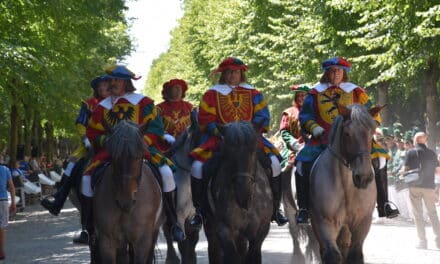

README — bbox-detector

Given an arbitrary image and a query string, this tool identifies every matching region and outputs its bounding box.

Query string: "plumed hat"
[290,84,311,94]
[162,79,188,97]
[105,65,141,80]
[321,57,352,72]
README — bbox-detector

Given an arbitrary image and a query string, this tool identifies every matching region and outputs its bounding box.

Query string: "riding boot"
[270,176,289,226]
[163,190,186,242]
[40,174,73,216]
[295,161,311,225]
[82,195,99,264]
[190,177,204,228]
[73,206,89,244]
[372,158,400,218]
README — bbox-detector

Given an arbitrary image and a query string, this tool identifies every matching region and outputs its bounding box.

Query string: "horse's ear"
[369,104,386,118]
[337,103,351,118]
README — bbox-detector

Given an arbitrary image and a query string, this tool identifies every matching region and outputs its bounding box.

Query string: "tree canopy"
[146,0,440,144]
[0,0,132,160]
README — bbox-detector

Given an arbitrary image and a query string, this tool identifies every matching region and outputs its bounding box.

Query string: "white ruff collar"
[209,83,254,95]
[99,93,145,110]
[313,82,358,93]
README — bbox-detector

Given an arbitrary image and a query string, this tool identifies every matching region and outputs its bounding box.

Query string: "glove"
[82,137,92,149]
[289,140,303,152]
[164,133,176,145]
[312,126,325,138]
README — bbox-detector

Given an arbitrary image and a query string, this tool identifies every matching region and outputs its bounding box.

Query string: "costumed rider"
[279,84,310,172]
[156,79,194,153]
[295,57,400,225]
[82,65,186,242]
[189,57,288,226]
[41,75,110,243]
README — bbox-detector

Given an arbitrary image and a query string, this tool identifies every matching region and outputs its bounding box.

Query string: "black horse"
[203,121,272,264]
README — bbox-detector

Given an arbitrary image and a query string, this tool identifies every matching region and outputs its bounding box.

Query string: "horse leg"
[204,218,222,264]
[132,234,155,264]
[336,225,351,261]
[245,237,265,264]
[346,217,372,264]
[313,218,343,264]
[116,244,129,264]
[216,224,241,264]
[178,227,200,264]
[98,235,117,264]
[162,223,180,264]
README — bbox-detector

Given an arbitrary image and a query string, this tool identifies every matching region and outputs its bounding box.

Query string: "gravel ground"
[3,201,440,263]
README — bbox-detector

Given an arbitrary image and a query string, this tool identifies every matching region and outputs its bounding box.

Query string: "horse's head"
[330,104,383,189]
[106,120,147,211]
[217,121,258,209]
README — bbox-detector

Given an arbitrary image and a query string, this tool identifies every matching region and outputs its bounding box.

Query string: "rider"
[279,85,310,171]
[82,65,185,242]
[294,57,400,225]
[156,79,194,152]
[41,75,110,243]
[189,57,289,226]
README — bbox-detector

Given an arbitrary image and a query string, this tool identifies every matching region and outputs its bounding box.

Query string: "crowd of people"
[1,56,439,261]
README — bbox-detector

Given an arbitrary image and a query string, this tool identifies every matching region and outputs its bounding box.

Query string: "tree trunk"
[9,103,19,167]
[376,82,391,126]
[424,58,440,148]
[44,122,55,162]
[22,102,33,157]
[31,111,42,158]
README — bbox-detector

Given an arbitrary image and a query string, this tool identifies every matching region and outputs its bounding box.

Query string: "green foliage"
[0,0,132,145]
[147,0,439,133]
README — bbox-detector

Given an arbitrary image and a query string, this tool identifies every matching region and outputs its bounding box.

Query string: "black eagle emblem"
[106,106,135,125]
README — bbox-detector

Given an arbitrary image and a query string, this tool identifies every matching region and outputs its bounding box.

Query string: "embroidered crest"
[163,109,191,137]
[317,87,354,124]
[217,89,253,123]
[105,104,136,125]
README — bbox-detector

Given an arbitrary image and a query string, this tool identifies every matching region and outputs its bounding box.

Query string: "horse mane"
[221,121,257,154]
[106,120,147,161]
[328,104,376,153]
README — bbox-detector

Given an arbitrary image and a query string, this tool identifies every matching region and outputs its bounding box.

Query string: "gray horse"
[281,167,320,264]
[310,104,381,264]
[162,116,202,264]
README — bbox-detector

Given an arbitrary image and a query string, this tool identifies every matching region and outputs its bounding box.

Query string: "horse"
[162,111,202,264]
[281,167,320,264]
[92,120,163,263]
[203,121,272,264]
[310,104,382,264]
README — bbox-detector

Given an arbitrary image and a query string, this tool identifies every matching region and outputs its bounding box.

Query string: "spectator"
[18,156,32,178]
[402,132,440,249]
[0,163,16,260]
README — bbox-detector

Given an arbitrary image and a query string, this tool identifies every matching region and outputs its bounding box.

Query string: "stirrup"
[171,224,186,242]
[384,202,399,219]
[272,210,288,226]
[188,213,203,230]
[296,209,310,225]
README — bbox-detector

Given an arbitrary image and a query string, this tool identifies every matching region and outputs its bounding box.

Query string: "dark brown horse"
[310,104,382,264]
[93,120,163,263]
[203,121,272,264]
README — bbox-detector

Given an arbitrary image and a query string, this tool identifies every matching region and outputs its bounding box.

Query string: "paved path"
[3,201,440,263]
